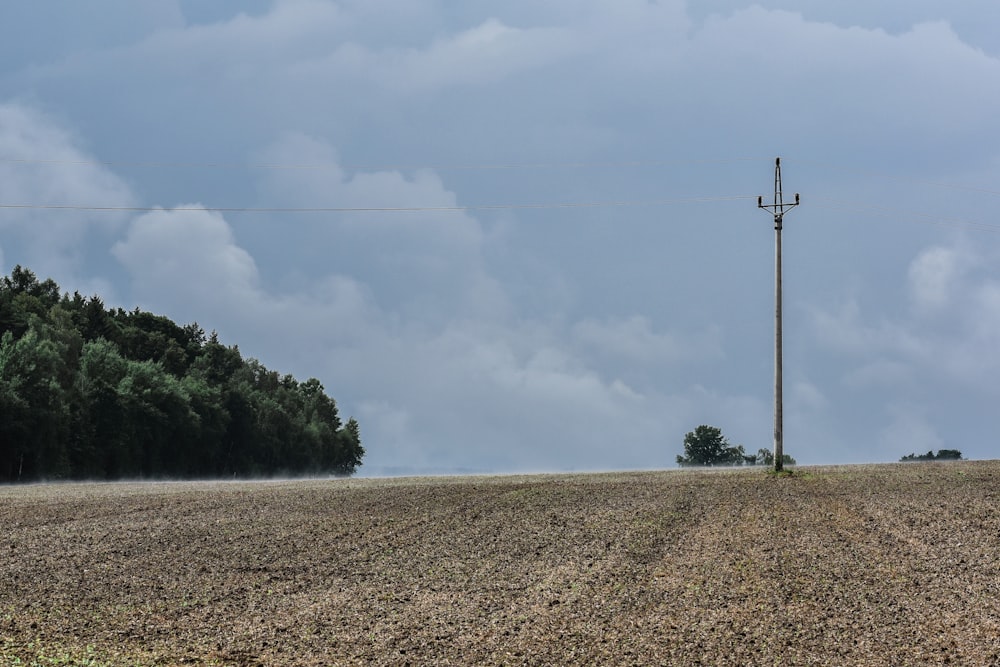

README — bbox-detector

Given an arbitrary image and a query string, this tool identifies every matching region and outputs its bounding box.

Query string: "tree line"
[0,266,363,483]
[900,449,962,462]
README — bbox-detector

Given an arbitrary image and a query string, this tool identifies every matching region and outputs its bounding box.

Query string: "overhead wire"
[5,154,996,200]
[0,195,756,213]
[0,155,771,172]
[0,154,997,233]
[3,197,996,236]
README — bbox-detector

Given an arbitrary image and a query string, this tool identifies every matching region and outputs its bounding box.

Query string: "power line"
[6,154,998,200]
[1,196,996,235]
[0,156,770,173]
[0,194,756,214]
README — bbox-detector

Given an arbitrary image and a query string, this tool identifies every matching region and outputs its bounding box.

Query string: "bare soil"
[2,461,999,666]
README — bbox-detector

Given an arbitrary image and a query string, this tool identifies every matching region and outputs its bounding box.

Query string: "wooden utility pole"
[757,158,799,472]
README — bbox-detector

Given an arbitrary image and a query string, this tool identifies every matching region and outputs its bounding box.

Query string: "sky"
[1,1,999,474]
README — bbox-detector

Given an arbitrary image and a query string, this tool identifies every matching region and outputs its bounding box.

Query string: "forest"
[0,266,363,483]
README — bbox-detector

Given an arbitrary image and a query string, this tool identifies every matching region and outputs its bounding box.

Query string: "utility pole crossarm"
[756,157,800,472]
[757,158,800,228]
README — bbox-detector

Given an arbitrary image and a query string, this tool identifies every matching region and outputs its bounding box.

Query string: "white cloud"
[907,243,976,313]
[368,19,580,93]
[0,102,134,220]
[41,3,579,103]
[0,102,134,282]
[901,240,1000,382]
[809,298,925,359]
[251,133,506,319]
[811,238,1000,386]
[112,203,381,355]
[680,10,1000,166]
[112,206,259,309]
[11,0,1000,173]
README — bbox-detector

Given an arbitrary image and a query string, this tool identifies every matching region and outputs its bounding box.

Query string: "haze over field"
[1,1,999,474]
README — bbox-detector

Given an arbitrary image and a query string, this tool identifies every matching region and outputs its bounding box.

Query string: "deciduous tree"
[677,425,746,467]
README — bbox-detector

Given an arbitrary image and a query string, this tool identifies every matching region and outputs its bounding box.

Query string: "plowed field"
[2,461,999,665]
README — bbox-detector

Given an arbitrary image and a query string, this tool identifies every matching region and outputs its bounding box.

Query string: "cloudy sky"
[2,1,999,474]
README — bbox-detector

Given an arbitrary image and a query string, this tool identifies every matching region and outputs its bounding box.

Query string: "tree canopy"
[0,266,363,482]
[677,425,746,467]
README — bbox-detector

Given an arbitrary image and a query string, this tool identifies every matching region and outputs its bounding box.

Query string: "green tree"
[74,338,130,478]
[116,358,194,477]
[0,331,29,481]
[677,425,746,467]
[0,266,61,339]
[180,374,230,476]
[190,334,244,385]
[0,314,77,480]
[335,417,364,476]
[116,309,202,377]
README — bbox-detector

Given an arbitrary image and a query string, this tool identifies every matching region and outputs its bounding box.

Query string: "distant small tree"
[753,448,796,467]
[901,449,962,462]
[677,425,746,467]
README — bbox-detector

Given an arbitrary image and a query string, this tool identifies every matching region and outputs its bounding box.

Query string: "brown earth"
[1,461,999,666]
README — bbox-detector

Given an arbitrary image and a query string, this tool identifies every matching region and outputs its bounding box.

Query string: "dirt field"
[1,461,999,666]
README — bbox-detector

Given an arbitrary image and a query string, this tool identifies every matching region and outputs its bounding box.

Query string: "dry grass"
[2,461,999,665]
